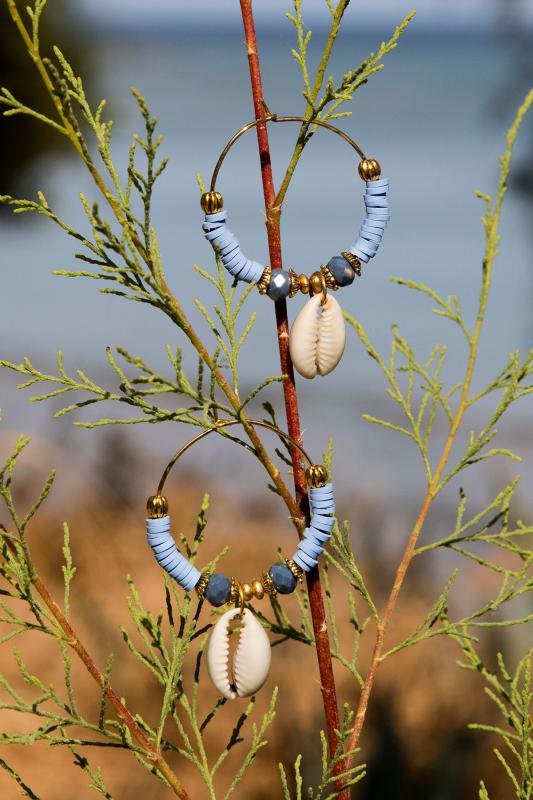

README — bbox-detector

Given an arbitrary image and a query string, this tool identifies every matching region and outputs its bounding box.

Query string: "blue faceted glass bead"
[205,573,232,607]
[327,256,356,286]
[267,269,291,300]
[269,563,297,594]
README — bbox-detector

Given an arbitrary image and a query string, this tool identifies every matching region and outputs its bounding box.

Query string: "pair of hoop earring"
[145,116,387,699]
[146,420,335,700]
[200,113,390,378]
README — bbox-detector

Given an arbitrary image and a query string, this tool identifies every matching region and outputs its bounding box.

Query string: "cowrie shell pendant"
[206,608,271,699]
[289,293,346,379]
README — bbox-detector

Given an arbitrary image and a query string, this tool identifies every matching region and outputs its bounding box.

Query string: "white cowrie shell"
[289,293,346,379]
[206,608,271,699]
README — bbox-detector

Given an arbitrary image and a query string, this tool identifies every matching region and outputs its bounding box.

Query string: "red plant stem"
[0,526,191,800]
[239,0,345,775]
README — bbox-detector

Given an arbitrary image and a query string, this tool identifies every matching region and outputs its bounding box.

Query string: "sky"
[77,0,532,32]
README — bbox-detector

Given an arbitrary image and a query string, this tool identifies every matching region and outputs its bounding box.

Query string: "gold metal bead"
[341,251,362,277]
[257,265,272,295]
[309,270,327,297]
[298,274,310,294]
[285,558,304,583]
[195,571,210,600]
[358,158,381,181]
[305,464,329,488]
[200,191,224,214]
[261,571,278,597]
[321,265,338,290]
[146,494,169,519]
[241,582,253,602]
[251,579,265,600]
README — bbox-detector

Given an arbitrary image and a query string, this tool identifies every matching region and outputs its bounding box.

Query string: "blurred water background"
[0,3,532,797]
[2,17,533,503]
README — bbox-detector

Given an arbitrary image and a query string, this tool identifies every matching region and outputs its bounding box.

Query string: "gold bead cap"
[261,571,278,597]
[257,265,272,295]
[340,251,362,276]
[195,571,210,600]
[285,558,304,582]
[321,265,338,290]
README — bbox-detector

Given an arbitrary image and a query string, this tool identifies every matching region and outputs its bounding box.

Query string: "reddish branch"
[0,526,191,800]
[239,0,345,779]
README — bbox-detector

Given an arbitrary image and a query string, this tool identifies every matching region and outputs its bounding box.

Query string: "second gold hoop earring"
[199,114,390,379]
[145,420,336,700]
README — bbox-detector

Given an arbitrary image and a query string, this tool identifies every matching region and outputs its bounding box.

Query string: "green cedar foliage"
[0,1,531,798]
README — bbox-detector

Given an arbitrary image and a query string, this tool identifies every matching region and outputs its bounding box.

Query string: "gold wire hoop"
[209,114,367,192]
[155,419,314,497]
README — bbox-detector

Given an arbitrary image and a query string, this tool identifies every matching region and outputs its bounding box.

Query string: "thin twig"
[275,0,349,208]
[4,0,303,524]
[0,526,191,799]
[5,1,342,790]
[343,87,533,773]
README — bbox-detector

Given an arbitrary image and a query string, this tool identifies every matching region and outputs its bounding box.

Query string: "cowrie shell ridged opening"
[206,608,271,699]
[289,293,346,379]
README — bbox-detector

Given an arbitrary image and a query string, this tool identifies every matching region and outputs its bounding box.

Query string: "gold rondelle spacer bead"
[251,579,265,599]
[200,191,224,214]
[242,582,253,602]
[298,274,310,294]
[358,158,381,181]
[257,265,272,295]
[305,464,329,488]
[261,572,278,597]
[146,494,169,518]
[288,268,300,298]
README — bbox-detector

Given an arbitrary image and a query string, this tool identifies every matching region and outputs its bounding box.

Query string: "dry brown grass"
[0,434,520,799]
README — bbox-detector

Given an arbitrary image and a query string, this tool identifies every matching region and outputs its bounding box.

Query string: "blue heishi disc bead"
[327,256,356,286]
[267,269,291,300]
[205,573,232,607]
[269,563,297,594]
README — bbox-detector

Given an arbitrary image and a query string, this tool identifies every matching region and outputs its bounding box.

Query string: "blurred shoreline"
[1,27,532,511]
[1,11,532,800]
[81,24,516,40]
